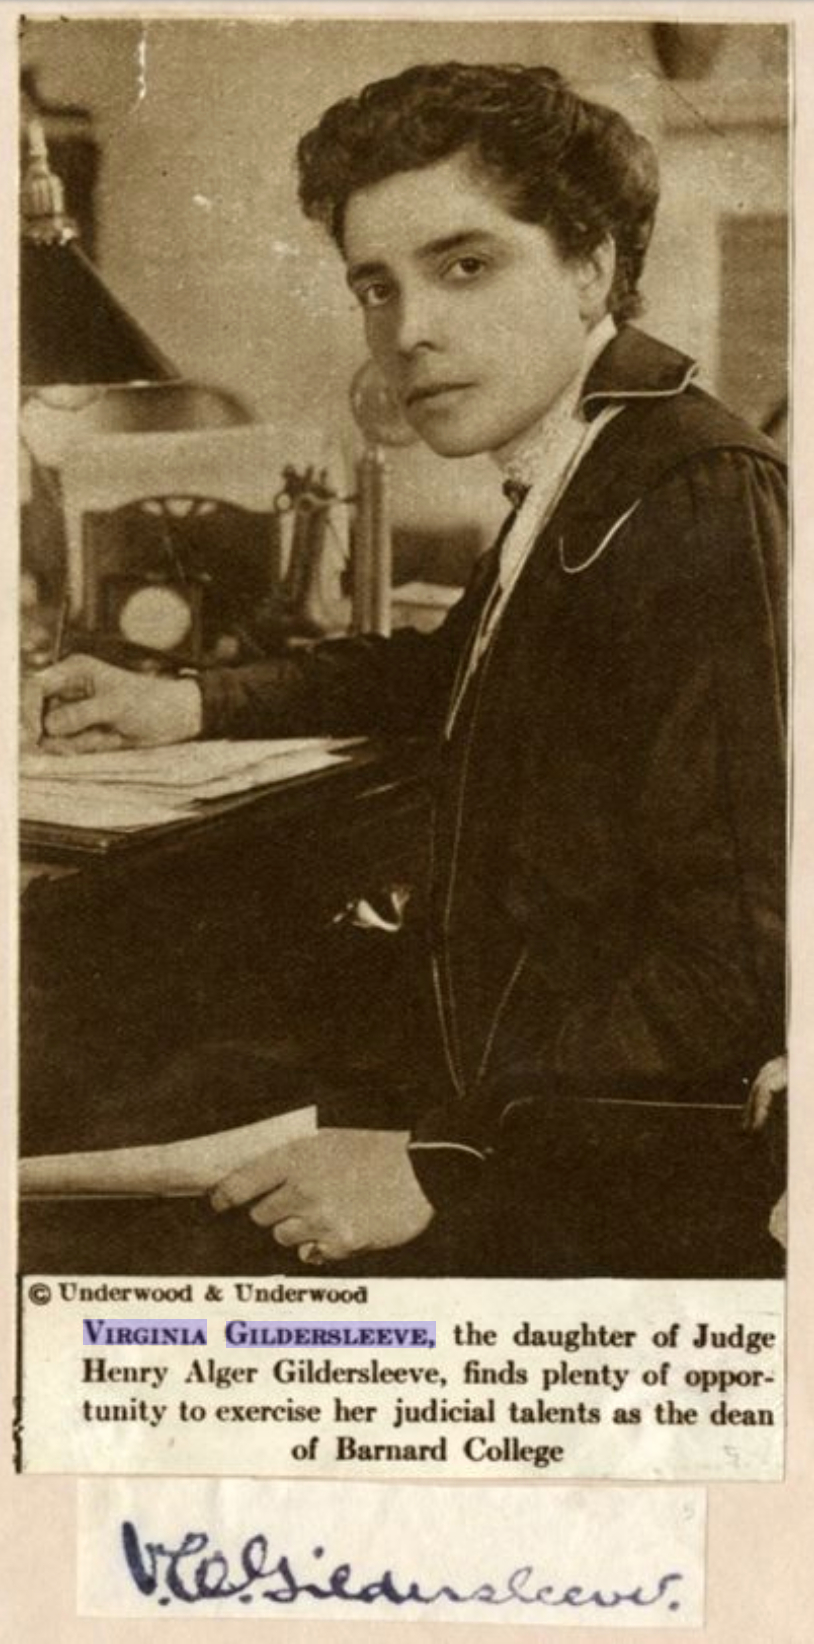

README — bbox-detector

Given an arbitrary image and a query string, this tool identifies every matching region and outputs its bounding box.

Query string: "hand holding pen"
[22,653,204,753]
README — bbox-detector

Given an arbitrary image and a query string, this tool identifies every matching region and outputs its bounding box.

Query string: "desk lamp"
[19,118,255,667]
[20,114,183,665]
[20,117,178,392]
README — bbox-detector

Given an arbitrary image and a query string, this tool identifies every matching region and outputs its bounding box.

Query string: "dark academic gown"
[197,327,787,1277]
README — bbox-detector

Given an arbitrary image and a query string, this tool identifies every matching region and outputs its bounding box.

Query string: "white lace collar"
[494,315,617,493]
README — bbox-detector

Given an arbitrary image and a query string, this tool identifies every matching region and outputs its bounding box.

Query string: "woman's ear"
[576,235,616,324]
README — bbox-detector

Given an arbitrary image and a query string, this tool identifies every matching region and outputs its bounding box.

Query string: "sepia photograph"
[17,11,788,1283]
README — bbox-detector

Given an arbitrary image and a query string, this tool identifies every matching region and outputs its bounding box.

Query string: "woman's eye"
[446,256,487,281]
[357,281,393,309]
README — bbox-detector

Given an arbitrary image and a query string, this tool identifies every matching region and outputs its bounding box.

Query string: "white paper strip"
[78,1478,705,1626]
[20,1106,316,1198]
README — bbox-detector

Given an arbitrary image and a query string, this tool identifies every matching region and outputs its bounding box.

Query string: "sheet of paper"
[19,1106,316,1198]
[20,745,354,826]
[20,738,360,786]
[19,782,198,830]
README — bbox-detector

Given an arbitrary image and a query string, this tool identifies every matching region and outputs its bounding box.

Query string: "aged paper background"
[3,1,813,1637]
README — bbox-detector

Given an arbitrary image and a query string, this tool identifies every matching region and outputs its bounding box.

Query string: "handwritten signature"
[122,1521,684,1611]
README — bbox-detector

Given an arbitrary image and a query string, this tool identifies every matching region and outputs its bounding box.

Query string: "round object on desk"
[118,583,193,651]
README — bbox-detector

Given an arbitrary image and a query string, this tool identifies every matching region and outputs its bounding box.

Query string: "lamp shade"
[21,238,178,388]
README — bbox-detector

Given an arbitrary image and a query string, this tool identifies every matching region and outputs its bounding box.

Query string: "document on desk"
[19,739,358,829]
[19,1105,316,1199]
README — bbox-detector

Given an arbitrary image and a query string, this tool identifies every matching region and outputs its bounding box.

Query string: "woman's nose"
[391,284,443,355]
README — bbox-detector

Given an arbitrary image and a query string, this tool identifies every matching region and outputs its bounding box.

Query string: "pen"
[26,591,72,746]
[21,1190,203,1201]
[51,589,70,665]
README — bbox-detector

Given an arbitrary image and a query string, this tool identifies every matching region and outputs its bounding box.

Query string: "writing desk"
[21,738,425,861]
[21,738,433,1159]
[20,739,786,1281]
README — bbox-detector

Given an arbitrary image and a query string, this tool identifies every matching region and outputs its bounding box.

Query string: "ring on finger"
[298,1240,328,1266]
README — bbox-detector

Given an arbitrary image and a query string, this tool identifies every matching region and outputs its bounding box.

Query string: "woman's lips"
[406,382,474,409]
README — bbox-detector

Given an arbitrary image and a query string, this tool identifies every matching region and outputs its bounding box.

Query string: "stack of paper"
[20,739,359,832]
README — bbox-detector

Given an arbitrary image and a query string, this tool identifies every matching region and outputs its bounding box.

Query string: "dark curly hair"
[297,62,659,322]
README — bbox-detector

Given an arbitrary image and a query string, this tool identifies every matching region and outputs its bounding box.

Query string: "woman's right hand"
[22,654,204,753]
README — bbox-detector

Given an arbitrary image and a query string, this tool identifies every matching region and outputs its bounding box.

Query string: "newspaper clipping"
[14,4,791,1629]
